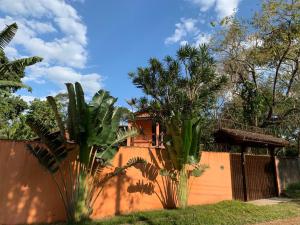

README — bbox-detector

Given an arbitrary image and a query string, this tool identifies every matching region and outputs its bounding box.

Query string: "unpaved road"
[253,217,300,225]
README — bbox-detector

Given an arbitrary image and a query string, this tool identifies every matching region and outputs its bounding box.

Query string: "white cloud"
[215,0,239,18]
[5,46,19,58]
[165,18,199,45]
[0,0,103,98]
[187,0,240,18]
[166,0,240,46]
[19,95,38,103]
[0,0,87,68]
[165,18,211,46]
[180,40,189,46]
[25,20,56,34]
[24,63,103,95]
[188,0,215,11]
[194,33,211,46]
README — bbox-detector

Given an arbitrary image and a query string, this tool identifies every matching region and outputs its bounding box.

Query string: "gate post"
[241,145,248,201]
[269,147,279,197]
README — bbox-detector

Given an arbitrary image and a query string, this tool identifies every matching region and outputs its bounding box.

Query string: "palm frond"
[26,117,68,161]
[66,83,79,141]
[75,82,88,133]
[110,128,138,147]
[0,23,17,50]
[181,119,193,164]
[47,96,66,140]
[0,80,32,91]
[9,56,43,67]
[0,56,43,74]
[95,128,137,161]
[96,147,118,162]
[189,119,201,162]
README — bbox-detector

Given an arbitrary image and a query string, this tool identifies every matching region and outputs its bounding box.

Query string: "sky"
[0,0,261,106]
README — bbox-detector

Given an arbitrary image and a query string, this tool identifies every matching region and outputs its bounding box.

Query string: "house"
[127,111,163,148]
[126,113,291,202]
[0,114,294,224]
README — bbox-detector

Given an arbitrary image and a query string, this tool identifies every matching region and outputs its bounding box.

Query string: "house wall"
[128,119,154,147]
[0,140,232,224]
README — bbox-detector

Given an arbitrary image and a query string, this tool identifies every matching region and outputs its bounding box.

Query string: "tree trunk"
[74,172,90,221]
[177,164,188,208]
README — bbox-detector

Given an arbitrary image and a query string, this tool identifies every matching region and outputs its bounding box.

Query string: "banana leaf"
[26,144,60,174]
[66,83,79,141]
[47,96,66,140]
[181,119,193,164]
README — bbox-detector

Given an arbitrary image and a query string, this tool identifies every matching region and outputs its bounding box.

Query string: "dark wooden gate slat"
[230,154,244,201]
[230,154,277,201]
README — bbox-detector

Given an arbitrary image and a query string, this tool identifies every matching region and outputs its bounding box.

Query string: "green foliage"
[26,82,144,222]
[47,96,66,139]
[216,0,300,134]
[0,95,28,139]
[0,23,42,93]
[240,81,266,126]
[27,98,60,132]
[0,23,17,50]
[0,22,42,139]
[63,83,139,166]
[130,44,226,208]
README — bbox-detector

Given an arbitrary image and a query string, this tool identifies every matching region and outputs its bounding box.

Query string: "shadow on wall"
[128,148,177,209]
[0,140,66,225]
[92,153,137,217]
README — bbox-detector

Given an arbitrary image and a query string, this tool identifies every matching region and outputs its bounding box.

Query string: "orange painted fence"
[0,140,232,225]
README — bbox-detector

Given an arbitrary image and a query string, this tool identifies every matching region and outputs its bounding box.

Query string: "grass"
[47,200,300,225]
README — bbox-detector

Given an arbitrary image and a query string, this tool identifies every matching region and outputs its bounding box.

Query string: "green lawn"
[51,200,300,225]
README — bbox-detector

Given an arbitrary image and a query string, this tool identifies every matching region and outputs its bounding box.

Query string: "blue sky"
[0,0,260,106]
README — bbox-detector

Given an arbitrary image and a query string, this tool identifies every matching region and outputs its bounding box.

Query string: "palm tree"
[0,23,42,91]
[26,82,145,222]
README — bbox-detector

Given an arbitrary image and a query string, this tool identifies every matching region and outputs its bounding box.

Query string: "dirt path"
[253,217,300,225]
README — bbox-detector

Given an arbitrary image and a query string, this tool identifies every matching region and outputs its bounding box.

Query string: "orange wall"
[130,120,154,147]
[0,140,66,225]
[0,140,232,224]
[92,147,232,219]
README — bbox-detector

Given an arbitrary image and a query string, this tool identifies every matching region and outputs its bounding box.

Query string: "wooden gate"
[230,154,277,201]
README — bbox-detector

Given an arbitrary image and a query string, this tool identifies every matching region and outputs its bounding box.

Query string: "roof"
[128,111,152,122]
[214,128,289,148]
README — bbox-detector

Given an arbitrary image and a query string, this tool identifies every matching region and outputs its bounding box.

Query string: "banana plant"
[26,82,145,222]
[164,115,205,208]
[0,23,43,91]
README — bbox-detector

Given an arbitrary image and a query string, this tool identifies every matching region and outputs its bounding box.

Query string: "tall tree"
[129,44,227,208]
[0,23,42,92]
[0,22,42,138]
[0,95,66,140]
[0,95,28,139]
[216,0,300,129]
